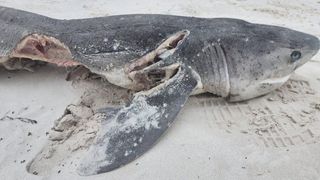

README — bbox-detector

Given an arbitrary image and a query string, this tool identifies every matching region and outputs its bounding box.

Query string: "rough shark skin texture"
[0,6,319,175]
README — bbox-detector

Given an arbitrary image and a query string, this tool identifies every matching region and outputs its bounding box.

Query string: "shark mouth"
[124,30,190,90]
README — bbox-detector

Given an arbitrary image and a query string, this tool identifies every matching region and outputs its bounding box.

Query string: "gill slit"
[218,44,231,97]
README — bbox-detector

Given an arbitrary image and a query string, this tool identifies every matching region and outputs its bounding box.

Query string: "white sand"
[0,1,320,180]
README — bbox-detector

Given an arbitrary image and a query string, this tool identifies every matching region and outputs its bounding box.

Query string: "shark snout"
[304,34,320,52]
[289,32,320,69]
[302,34,319,65]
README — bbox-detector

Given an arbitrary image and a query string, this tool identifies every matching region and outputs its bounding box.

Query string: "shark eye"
[290,51,302,62]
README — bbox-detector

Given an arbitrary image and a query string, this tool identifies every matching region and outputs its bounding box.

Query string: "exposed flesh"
[124,30,190,90]
[1,34,80,71]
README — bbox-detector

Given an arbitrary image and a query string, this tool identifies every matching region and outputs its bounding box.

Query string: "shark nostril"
[290,50,301,62]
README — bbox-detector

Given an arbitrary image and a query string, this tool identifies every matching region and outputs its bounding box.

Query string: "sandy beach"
[0,0,320,179]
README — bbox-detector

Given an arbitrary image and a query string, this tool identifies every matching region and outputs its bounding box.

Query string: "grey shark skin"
[0,6,319,175]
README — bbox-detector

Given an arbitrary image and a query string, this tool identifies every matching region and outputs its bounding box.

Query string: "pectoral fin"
[77,64,198,175]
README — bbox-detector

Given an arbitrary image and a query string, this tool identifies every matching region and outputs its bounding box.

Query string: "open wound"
[125,30,190,90]
[1,34,81,71]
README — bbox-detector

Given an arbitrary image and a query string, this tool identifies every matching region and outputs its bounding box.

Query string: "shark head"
[226,23,319,101]
[254,24,320,75]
